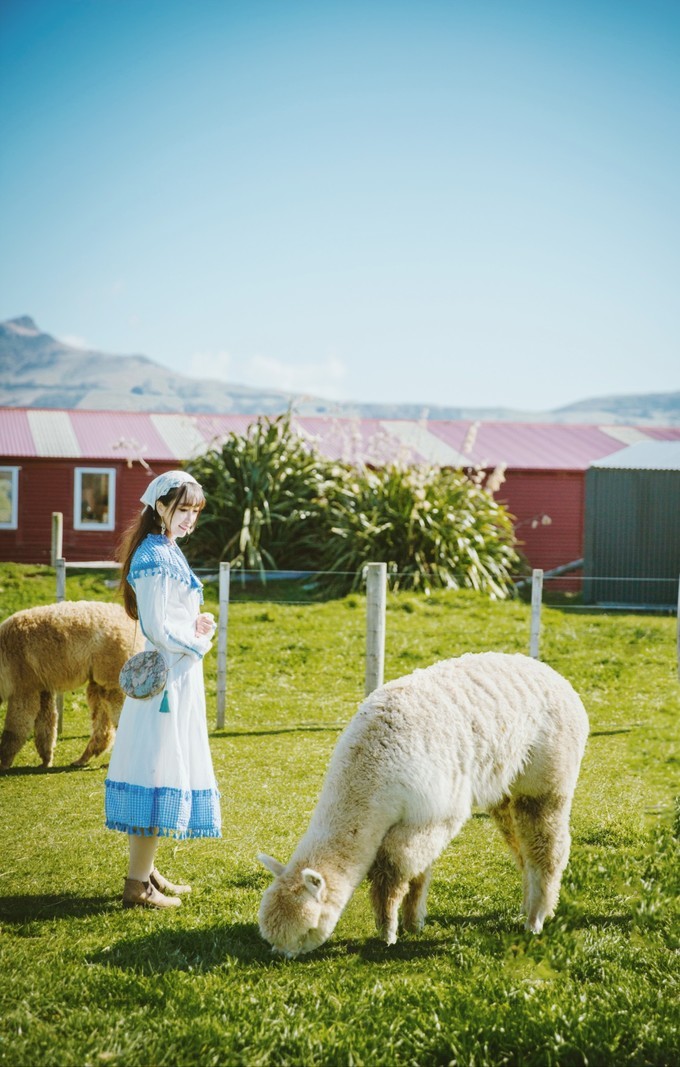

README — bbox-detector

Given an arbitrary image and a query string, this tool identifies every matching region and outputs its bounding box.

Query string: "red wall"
[1,460,587,587]
[497,469,585,589]
[0,459,176,564]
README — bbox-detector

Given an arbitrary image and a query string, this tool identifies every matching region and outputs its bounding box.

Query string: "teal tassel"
[159,689,170,713]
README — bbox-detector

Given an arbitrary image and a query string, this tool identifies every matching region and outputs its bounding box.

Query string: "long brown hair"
[117,480,206,619]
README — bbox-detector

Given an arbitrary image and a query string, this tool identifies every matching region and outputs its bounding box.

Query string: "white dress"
[105,534,221,839]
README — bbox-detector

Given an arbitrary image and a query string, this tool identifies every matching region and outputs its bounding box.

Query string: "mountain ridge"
[1,316,678,425]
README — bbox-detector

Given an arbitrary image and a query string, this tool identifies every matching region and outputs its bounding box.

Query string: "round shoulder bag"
[119,649,168,699]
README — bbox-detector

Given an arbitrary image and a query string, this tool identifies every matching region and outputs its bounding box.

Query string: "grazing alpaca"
[258,652,588,956]
[0,601,142,770]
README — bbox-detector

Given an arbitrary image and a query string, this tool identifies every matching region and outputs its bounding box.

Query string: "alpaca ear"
[257,853,285,877]
[302,868,326,901]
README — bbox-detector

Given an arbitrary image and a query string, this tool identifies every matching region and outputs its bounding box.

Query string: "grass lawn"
[0,565,678,1066]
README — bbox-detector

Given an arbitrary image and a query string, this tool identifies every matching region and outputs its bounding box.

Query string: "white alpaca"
[258,652,588,957]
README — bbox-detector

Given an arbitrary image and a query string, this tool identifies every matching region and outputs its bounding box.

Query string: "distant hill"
[1,316,678,425]
[0,316,294,415]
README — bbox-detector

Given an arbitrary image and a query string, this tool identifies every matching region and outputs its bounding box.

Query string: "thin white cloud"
[246,354,347,399]
[58,334,90,349]
[188,350,348,399]
[189,351,233,380]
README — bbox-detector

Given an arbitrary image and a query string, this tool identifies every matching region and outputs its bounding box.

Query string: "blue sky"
[1,0,678,411]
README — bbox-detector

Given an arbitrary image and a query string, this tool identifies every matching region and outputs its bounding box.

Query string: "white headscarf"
[140,470,201,509]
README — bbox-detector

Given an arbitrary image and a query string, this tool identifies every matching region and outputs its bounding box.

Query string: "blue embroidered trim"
[128,534,203,602]
[104,779,221,839]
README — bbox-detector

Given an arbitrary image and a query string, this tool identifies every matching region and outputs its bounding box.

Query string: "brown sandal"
[122,877,181,909]
[150,867,192,895]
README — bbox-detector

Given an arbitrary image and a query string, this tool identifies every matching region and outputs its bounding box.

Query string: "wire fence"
[43,557,680,736]
[54,559,680,614]
[56,556,680,681]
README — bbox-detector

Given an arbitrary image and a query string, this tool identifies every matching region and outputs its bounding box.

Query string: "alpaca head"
[257,853,341,957]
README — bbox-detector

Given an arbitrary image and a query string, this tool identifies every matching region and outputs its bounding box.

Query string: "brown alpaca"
[0,601,143,770]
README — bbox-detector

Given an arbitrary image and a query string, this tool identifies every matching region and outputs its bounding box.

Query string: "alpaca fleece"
[259,652,589,956]
[0,600,143,770]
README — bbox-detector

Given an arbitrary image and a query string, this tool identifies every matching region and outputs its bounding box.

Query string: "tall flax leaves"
[185,414,520,597]
[184,413,332,576]
[321,462,520,597]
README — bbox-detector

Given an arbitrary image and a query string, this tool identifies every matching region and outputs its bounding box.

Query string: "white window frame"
[74,467,116,531]
[0,466,19,529]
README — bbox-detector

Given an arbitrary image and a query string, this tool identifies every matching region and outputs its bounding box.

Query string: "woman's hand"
[195,612,216,637]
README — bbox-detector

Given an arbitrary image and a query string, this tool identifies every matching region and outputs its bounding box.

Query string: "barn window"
[0,467,19,529]
[74,467,116,531]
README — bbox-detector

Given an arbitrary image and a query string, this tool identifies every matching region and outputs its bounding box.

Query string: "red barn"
[2,408,679,580]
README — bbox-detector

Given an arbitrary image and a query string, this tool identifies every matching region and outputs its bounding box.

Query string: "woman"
[105,470,221,909]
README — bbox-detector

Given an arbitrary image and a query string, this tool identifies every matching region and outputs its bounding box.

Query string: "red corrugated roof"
[0,408,35,456]
[70,410,178,460]
[1,407,679,470]
[641,426,680,442]
[192,413,257,442]
[426,420,644,470]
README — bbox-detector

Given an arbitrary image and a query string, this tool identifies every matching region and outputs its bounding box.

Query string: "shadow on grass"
[344,908,634,963]
[89,922,279,971]
[434,910,632,931]
[0,762,103,776]
[341,913,510,963]
[0,893,119,922]
[87,920,515,973]
[214,724,342,739]
[2,895,635,975]
[589,727,634,737]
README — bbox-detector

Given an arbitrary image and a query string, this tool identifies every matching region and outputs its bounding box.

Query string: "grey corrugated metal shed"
[584,443,680,607]
[590,440,680,471]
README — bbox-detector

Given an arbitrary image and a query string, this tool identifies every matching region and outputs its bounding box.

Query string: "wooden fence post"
[56,557,66,734]
[51,512,63,568]
[530,568,543,659]
[365,562,387,696]
[216,562,230,729]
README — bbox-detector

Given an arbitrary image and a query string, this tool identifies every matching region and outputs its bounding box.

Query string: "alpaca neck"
[290,722,400,901]
[293,802,393,901]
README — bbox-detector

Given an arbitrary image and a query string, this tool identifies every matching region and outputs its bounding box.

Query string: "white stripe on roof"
[150,414,208,459]
[26,410,81,457]
[599,426,650,445]
[379,421,469,465]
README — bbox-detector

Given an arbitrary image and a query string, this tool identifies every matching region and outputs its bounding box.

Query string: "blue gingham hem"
[105,779,221,839]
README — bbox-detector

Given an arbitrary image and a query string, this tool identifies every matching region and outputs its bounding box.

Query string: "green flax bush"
[320,461,519,596]
[184,413,333,576]
[185,414,520,597]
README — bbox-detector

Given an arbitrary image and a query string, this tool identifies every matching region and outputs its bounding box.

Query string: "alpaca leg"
[34,691,58,767]
[0,694,39,770]
[368,849,410,945]
[511,793,573,934]
[370,818,461,944]
[401,866,433,933]
[490,795,528,914]
[490,796,524,871]
[108,688,124,729]
[73,682,119,766]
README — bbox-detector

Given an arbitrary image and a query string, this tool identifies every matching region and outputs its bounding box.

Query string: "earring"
[160,519,166,535]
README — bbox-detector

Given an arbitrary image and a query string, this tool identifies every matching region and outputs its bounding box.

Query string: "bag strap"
[128,618,180,671]
[128,619,138,657]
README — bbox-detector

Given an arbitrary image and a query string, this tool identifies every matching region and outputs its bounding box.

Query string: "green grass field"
[0,565,678,1066]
